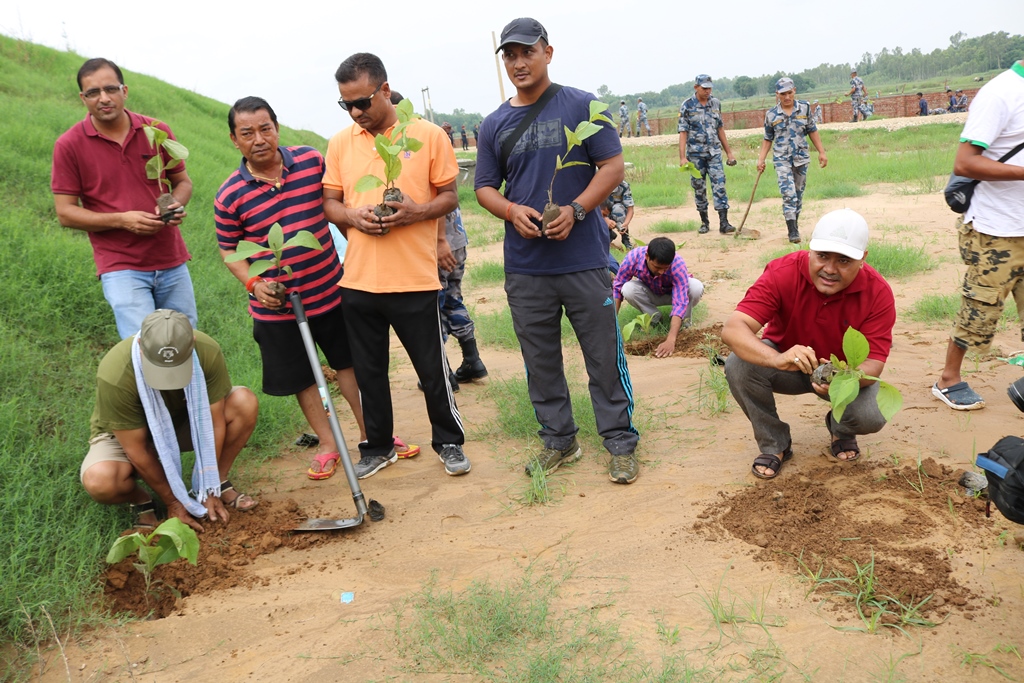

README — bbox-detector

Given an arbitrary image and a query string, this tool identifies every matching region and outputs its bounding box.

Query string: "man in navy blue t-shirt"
[475,17,641,484]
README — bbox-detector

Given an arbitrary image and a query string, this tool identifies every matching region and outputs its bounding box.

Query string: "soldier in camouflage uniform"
[757,78,828,244]
[618,101,631,137]
[847,69,868,122]
[438,207,487,384]
[636,97,651,137]
[608,180,635,248]
[678,74,737,234]
[812,100,823,124]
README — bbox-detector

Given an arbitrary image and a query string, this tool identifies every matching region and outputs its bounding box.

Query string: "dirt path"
[37,188,1024,683]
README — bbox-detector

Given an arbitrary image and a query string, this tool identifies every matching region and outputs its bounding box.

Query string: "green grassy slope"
[0,36,325,650]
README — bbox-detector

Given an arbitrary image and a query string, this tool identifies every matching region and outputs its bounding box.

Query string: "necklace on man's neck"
[246,161,282,190]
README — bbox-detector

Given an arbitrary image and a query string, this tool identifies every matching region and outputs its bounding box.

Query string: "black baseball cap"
[496,18,548,53]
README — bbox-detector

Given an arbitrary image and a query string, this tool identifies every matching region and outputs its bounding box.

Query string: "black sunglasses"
[337,82,383,112]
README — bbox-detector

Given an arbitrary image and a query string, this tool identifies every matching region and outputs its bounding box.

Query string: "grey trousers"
[621,278,704,324]
[724,341,886,456]
[505,269,640,455]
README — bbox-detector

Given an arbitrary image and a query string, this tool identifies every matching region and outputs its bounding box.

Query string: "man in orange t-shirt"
[323,52,469,479]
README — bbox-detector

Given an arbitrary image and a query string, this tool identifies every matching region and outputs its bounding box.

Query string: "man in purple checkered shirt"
[613,237,704,358]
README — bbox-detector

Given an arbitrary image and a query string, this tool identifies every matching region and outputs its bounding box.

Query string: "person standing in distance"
[678,74,737,235]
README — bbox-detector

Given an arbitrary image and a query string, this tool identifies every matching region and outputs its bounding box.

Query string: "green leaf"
[564,125,582,148]
[622,320,637,342]
[144,155,162,180]
[106,534,144,564]
[384,155,403,184]
[555,154,563,171]
[842,327,869,369]
[679,162,701,179]
[161,138,189,161]
[405,137,424,153]
[224,240,269,261]
[151,518,200,566]
[282,265,293,277]
[384,144,402,157]
[560,161,590,169]
[395,98,415,120]
[374,135,393,160]
[246,260,273,278]
[588,100,609,121]
[282,230,325,252]
[829,373,860,422]
[830,353,841,366]
[575,121,603,142]
[150,127,168,149]
[876,381,903,421]
[267,224,284,253]
[143,124,158,147]
[355,175,385,193]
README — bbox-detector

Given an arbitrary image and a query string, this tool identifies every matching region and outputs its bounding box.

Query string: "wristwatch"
[569,201,586,222]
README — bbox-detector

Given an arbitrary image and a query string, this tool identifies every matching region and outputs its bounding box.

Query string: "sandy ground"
[29,181,1024,683]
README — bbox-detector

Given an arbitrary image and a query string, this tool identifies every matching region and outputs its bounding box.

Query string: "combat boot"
[698,210,710,234]
[454,337,488,383]
[718,209,736,235]
[620,231,634,249]
[786,219,801,244]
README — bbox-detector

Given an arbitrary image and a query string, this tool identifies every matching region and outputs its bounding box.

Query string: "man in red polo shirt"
[722,209,895,479]
[52,58,197,339]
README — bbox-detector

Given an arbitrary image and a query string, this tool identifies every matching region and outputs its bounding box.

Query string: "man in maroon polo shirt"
[51,58,197,339]
[721,209,896,479]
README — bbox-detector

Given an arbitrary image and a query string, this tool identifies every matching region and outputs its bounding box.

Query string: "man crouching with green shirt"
[81,310,259,532]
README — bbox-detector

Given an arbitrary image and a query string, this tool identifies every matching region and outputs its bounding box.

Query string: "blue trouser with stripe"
[505,269,640,455]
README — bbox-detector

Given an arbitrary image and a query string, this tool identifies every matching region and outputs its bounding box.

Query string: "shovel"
[289,291,385,531]
[734,169,763,240]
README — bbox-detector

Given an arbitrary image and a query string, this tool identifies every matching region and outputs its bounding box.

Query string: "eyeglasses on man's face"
[337,82,383,112]
[81,84,125,100]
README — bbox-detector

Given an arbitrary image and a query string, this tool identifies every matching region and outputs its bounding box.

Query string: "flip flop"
[307,452,340,480]
[931,381,985,411]
[220,480,259,511]
[751,445,793,480]
[393,436,420,459]
[824,412,861,462]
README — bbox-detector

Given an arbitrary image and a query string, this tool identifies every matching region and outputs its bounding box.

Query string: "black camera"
[1008,376,1024,412]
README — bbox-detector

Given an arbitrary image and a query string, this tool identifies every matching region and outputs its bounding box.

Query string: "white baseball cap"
[809,209,869,260]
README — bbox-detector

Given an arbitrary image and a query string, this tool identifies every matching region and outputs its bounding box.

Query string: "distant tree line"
[597,31,1024,106]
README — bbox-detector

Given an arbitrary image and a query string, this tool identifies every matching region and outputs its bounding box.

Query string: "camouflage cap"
[496,17,548,53]
[775,77,795,93]
[695,74,713,87]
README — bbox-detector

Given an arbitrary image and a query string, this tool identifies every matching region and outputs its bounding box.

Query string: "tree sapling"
[223,223,324,301]
[812,327,902,422]
[541,101,615,231]
[621,313,653,343]
[353,99,424,235]
[106,518,199,601]
[142,121,189,223]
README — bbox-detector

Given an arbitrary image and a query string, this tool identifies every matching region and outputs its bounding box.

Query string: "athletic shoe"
[439,444,471,476]
[354,450,398,479]
[608,452,639,484]
[525,438,582,476]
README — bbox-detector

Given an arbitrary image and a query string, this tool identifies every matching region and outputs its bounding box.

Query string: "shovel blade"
[735,228,761,240]
[294,515,363,531]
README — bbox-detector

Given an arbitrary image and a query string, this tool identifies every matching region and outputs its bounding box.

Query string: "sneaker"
[354,450,398,479]
[608,452,639,484]
[525,438,582,476]
[439,444,471,476]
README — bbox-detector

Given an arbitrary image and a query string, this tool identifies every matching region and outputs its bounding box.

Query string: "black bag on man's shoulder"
[943,174,978,214]
[976,436,1024,524]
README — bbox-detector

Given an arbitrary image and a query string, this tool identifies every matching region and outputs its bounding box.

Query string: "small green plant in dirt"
[621,312,653,342]
[517,461,567,507]
[955,644,1019,680]
[542,101,613,231]
[106,518,199,601]
[812,327,902,423]
[223,223,324,300]
[142,120,189,222]
[691,335,731,416]
[354,99,423,232]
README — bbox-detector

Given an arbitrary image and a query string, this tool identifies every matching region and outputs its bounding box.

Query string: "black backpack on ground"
[977,436,1024,524]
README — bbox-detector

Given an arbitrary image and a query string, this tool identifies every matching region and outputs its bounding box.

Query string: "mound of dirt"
[624,322,730,358]
[102,499,344,619]
[695,458,995,619]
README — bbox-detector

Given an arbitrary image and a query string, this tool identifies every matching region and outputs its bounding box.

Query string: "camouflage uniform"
[636,100,651,136]
[608,180,634,226]
[763,100,817,221]
[439,207,474,342]
[678,95,729,211]
[813,103,823,124]
[953,216,1024,350]
[618,103,631,137]
[850,75,867,120]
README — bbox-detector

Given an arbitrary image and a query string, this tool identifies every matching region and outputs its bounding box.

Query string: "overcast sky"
[2,1,1017,139]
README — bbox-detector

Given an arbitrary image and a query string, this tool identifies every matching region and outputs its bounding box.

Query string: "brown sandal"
[221,480,259,511]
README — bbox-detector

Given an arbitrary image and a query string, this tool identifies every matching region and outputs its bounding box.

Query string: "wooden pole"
[492,31,506,103]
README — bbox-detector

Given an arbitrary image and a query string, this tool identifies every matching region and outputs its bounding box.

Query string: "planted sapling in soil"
[142,121,189,223]
[354,99,424,235]
[818,327,903,422]
[224,223,324,301]
[542,101,614,232]
[106,517,199,604]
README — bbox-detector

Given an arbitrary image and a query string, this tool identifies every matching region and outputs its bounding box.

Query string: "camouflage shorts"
[952,218,1024,349]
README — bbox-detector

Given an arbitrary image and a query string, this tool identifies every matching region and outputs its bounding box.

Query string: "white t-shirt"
[961,62,1024,237]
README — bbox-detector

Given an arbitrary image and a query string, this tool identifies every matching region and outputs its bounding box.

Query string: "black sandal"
[824,412,861,462]
[220,480,259,511]
[751,445,793,480]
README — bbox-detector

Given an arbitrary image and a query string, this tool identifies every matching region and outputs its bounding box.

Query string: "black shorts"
[254,304,352,396]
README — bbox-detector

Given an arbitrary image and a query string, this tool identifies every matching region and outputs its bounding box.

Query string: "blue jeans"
[100,263,198,338]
